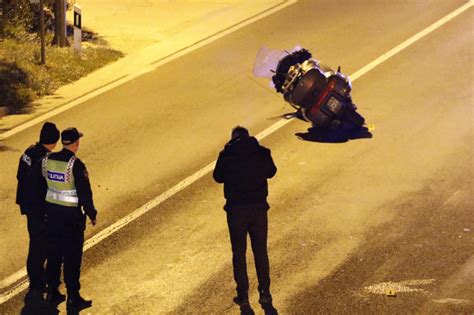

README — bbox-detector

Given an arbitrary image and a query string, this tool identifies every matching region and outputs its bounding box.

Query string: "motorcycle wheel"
[330,119,342,129]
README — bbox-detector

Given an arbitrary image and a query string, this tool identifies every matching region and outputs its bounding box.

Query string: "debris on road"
[385,289,397,297]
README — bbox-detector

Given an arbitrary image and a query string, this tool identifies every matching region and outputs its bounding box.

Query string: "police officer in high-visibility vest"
[31,127,97,311]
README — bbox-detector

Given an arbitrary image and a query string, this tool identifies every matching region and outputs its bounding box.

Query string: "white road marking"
[0,0,297,141]
[0,270,26,293]
[432,298,472,305]
[1,0,473,305]
[441,190,460,208]
[434,190,460,214]
[364,279,436,295]
[350,0,474,81]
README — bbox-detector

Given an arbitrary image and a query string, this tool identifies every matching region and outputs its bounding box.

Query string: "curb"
[0,0,294,141]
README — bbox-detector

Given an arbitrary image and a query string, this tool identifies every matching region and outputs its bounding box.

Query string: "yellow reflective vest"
[42,155,79,207]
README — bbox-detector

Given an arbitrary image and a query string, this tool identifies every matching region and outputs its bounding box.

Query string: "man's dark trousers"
[46,204,85,295]
[226,208,270,298]
[25,212,47,291]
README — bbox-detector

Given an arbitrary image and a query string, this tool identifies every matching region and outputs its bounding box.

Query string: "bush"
[1,0,63,39]
[2,0,35,37]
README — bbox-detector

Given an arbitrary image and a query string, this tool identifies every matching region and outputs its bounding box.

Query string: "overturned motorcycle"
[254,46,366,130]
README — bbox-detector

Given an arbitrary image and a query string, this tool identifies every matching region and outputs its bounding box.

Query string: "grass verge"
[0,31,123,114]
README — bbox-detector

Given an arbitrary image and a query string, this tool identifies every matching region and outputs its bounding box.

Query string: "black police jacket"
[30,148,97,221]
[213,136,277,211]
[16,143,50,214]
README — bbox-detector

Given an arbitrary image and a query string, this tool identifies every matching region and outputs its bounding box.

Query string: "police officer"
[213,126,278,315]
[16,122,60,300]
[30,127,97,311]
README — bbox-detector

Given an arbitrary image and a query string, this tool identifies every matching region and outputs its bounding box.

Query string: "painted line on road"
[0,0,296,141]
[364,279,436,295]
[350,0,474,81]
[434,189,461,214]
[1,0,472,305]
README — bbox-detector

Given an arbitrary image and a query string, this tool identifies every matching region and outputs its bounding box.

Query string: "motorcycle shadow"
[295,125,373,143]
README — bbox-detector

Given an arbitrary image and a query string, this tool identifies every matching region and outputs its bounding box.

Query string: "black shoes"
[46,289,66,305]
[233,296,255,315]
[66,294,92,311]
[240,304,255,315]
[262,303,278,315]
[233,293,277,315]
[259,293,278,315]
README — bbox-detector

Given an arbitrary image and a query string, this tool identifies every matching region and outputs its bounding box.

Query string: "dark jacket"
[30,148,97,221]
[213,136,277,211]
[16,143,50,215]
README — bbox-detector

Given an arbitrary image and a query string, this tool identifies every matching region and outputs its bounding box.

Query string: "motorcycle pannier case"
[289,68,327,108]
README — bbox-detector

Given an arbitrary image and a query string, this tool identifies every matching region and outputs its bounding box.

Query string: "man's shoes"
[66,294,92,311]
[259,292,278,315]
[46,289,66,305]
[240,304,255,315]
[262,303,278,315]
[233,296,255,315]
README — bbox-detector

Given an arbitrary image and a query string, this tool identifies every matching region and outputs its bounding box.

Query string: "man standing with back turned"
[213,126,278,315]
[31,127,97,311]
[16,122,60,300]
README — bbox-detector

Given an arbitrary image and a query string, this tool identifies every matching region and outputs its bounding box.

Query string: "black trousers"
[226,208,271,297]
[25,212,47,291]
[46,204,85,296]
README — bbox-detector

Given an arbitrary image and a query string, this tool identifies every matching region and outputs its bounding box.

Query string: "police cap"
[61,127,83,145]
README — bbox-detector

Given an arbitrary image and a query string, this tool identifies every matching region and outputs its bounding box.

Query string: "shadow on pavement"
[295,126,373,143]
[171,263,237,313]
[66,307,90,315]
[171,261,280,314]
[0,60,32,114]
[270,110,373,143]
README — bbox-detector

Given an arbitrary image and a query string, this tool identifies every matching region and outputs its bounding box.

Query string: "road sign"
[73,4,82,52]
[74,6,82,29]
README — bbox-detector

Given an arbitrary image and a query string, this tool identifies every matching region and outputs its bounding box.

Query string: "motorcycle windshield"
[253,45,303,78]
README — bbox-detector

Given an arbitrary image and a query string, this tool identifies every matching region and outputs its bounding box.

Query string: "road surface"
[0,0,472,313]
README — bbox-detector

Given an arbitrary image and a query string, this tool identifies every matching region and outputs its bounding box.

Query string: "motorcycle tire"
[343,109,365,128]
[330,119,342,129]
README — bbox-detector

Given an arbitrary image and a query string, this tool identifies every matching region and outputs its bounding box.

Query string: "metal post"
[39,0,45,64]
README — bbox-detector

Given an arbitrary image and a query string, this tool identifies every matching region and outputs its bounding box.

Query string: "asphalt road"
[0,0,473,314]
